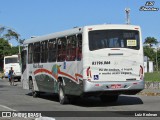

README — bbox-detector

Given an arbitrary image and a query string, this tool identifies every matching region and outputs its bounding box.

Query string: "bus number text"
[92,61,110,65]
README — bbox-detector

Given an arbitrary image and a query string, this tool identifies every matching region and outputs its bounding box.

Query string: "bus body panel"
[26,61,83,95]
[21,49,29,89]
[84,49,143,82]
[82,25,144,94]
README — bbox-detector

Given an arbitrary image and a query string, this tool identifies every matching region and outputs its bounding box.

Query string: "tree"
[0,26,21,72]
[0,38,12,59]
[10,46,20,55]
[0,26,20,56]
[4,29,20,41]
[144,37,158,47]
[143,46,156,61]
[0,26,20,41]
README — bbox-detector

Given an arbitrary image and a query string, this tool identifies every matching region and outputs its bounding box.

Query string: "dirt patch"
[138,92,160,96]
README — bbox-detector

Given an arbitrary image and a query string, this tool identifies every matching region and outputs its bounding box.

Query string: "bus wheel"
[18,78,21,82]
[100,95,119,103]
[29,79,39,98]
[58,82,68,104]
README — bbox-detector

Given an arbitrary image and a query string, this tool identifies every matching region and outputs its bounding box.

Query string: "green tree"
[0,38,12,59]
[144,37,158,47]
[10,46,20,55]
[0,26,21,71]
[0,26,20,56]
[143,46,156,61]
[4,29,20,41]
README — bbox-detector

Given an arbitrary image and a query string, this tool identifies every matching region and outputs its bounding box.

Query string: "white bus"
[3,55,21,81]
[21,24,144,104]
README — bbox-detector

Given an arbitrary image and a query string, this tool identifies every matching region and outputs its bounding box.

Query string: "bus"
[3,55,21,81]
[21,24,144,104]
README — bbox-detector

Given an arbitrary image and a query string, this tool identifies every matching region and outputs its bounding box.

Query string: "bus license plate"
[111,84,121,89]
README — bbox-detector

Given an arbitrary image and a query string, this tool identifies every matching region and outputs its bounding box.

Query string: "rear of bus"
[82,24,144,96]
[4,55,21,80]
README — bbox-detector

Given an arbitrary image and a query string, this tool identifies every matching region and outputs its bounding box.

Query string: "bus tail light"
[139,65,143,80]
[86,67,92,81]
[88,28,93,31]
[133,82,138,85]
[95,84,100,87]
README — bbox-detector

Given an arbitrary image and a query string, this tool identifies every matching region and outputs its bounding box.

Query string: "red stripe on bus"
[58,71,83,82]
[34,69,52,75]
[75,73,83,78]
[34,68,83,82]
[34,69,57,80]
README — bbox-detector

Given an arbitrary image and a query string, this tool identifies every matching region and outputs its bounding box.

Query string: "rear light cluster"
[139,65,144,80]
[134,27,139,30]
[86,67,92,81]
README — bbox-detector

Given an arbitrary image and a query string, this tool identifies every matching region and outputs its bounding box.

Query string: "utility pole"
[156,47,159,71]
[125,8,131,24]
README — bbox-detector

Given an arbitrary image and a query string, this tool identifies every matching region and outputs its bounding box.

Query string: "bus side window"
[57,37,67,62]
[28,43,34,64]
[41,40,48,63]
[48,39,57,62]
[77,34,82,61]
[33,42,40,63]
[66,35,76,61]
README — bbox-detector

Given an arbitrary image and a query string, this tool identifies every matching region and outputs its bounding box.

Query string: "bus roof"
[23,24,140,45]
[23,27,83,44]
[4,55,18,58]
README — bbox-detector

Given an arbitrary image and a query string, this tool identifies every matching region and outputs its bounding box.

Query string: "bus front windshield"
[89,30,140,51]
[5,58,18,64]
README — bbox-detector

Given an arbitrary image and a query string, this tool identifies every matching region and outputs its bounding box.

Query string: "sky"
[0,0,160,46]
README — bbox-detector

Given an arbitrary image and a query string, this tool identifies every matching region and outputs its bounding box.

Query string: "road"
[0,78,160,120]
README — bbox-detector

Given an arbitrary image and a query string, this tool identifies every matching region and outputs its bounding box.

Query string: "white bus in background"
[21,24,144,104]
[3,55,21,81]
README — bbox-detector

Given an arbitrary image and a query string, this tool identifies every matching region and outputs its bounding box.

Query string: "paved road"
[0,78,160,120]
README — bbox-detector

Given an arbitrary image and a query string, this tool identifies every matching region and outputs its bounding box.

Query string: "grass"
[144,72,160,82]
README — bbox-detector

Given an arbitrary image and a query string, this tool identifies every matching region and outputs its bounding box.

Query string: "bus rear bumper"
[83,80,144,95]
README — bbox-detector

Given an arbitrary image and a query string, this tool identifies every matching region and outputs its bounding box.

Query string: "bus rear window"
[5,58,18,64]
[89,30,140,51]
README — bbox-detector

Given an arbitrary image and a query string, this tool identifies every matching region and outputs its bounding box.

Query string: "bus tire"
[29,79,39,98]
[58,82,68,104]
[18,78,21,82]
[100,95,118,103]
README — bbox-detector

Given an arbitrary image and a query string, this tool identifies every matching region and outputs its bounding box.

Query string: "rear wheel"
[29,79,39,98]
[58,82,68,104]
[100,95,119,103]
[18,78,21,82]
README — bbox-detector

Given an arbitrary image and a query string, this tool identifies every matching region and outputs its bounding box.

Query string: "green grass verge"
[144,72,160,82]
